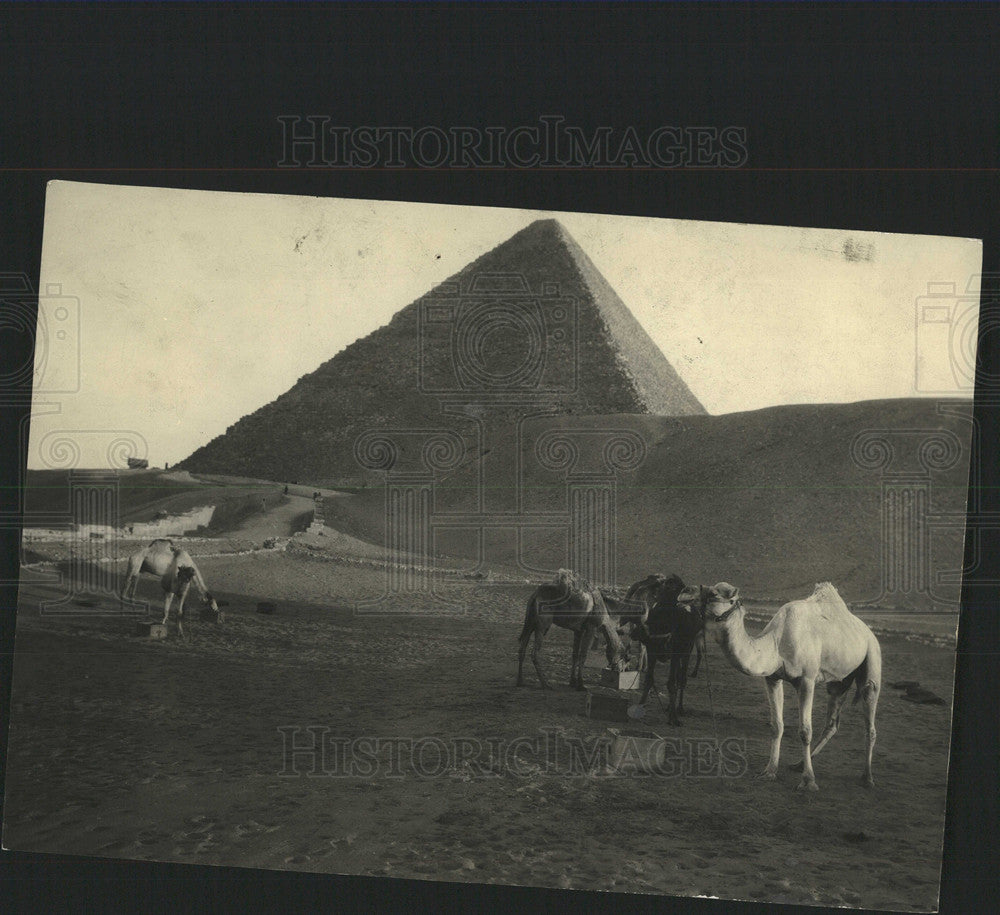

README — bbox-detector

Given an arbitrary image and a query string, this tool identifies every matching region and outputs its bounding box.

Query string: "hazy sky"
[28,181,982,468]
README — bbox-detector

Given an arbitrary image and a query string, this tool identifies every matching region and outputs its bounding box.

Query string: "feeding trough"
[605,727,669,773]
[600,667,644,691]
[134,622,167,640]
[585,686,632,723]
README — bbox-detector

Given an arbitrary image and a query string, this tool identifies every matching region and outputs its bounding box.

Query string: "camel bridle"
[709,595,742,624]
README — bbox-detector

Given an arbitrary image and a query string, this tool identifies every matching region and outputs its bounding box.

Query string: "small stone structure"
[307,496,326,534]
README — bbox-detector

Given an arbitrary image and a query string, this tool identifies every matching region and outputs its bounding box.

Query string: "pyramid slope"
[179,219,705,483]
[552,221,705,416]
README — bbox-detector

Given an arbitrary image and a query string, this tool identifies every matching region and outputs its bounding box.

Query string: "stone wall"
[24,505,216,541]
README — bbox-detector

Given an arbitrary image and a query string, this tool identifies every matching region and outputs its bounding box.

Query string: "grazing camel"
[631,575,703,726]
[598,590,640,670]
[516,569,626,690]
[695,581,881,790]
[601,576,659,672]
[121,539,220,638]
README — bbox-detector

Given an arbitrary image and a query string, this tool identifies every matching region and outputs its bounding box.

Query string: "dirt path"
[229,494,315,541]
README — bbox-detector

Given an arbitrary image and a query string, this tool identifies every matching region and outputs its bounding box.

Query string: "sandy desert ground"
[4,531,958,911]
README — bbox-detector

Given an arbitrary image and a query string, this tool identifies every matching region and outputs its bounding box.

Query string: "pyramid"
[178,219,705,484]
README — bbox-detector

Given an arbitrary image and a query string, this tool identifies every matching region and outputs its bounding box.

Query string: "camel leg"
[860,681,879,789]
[530,628,551,690]
[161,592,173,629]
[570,629,585,690]
[676,645,693,717]
[121,566,138,605]
[759,676,784,779]
[639,655,657,707]
[810,681,851,759]
[516,630,531,687]
[667,653,682,727]
[795,678,819,791]
[688,640,702,678]
[176,582,190,639]
[579,627,591,688]
[569,630,580,688]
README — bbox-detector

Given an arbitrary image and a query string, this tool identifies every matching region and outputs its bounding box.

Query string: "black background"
[1,3,997,913]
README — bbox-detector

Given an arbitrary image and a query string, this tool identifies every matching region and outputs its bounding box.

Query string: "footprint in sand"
[233,820,279,839]
[173,833,218,856]
[183,814,216,834]
[134,831,171,848]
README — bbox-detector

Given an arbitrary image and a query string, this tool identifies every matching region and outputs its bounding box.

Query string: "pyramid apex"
[518,217,569,237]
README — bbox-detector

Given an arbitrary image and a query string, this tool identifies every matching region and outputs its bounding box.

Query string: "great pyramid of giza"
[178,219,705,484]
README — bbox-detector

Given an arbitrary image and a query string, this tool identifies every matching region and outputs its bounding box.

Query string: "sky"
[26,181,983,469]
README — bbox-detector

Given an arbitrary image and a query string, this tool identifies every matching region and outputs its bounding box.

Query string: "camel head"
[603,622,628,671]
[653,573,685,600]
[203,591,220,613]
[589,587,628,671]
[698,582,742,623]
[639,573,668,591]
[554,568,579,592]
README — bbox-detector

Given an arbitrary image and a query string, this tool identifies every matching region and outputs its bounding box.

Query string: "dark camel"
[632,575,704,726]
[603,574,703,677]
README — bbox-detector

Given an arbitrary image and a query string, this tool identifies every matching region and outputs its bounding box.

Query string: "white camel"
[121,539,220,637]
[694,581,881,790]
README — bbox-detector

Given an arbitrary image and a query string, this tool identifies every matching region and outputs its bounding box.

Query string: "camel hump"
[802,582,852,616]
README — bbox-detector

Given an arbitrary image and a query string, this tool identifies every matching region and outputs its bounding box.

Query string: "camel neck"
[600,618,623,654]
[713,608,779,678]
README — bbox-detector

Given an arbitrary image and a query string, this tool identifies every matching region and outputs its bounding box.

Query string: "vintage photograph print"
[3,182,983,911]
